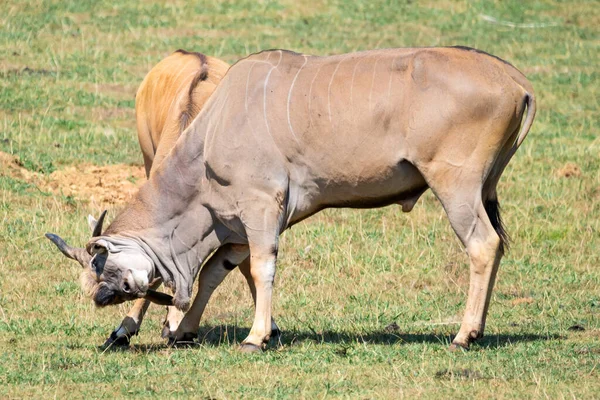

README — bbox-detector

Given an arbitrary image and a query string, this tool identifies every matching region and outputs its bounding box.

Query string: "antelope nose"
[122,280,133,293]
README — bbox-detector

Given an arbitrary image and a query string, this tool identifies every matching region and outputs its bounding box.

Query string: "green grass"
[1,0,599,398]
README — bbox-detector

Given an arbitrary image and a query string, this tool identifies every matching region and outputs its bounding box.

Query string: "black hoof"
[161,325,171,339]
[271,328,282,338]
[239,343,263,353]
[167,332,198,347]
[101,330,137,350]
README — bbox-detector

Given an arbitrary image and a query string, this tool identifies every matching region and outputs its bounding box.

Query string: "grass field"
[1,0,599,398]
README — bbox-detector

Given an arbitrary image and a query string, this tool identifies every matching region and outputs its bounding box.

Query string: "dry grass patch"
[421,0,469,14]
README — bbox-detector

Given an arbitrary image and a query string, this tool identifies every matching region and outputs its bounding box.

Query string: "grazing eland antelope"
[48,46,535,351]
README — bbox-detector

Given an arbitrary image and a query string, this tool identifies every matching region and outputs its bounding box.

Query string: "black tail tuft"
[485,199,509,254]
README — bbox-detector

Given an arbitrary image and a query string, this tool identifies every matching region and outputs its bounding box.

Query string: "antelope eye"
[122,282,131,293]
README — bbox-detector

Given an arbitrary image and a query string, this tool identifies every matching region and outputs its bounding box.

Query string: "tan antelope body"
[136,50,229,177]
[51,46,535,350]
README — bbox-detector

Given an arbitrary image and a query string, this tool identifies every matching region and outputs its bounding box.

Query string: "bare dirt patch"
[45,164,146,206]
[511,297,535,306]
[555,162,582,178]
[0,151,36,181]
[1,151,145,206]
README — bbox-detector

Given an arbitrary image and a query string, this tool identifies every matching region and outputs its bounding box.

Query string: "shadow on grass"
[118,324,562,353]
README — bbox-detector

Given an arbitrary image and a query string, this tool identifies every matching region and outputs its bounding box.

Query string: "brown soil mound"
[555,162,582,178]
[1,151,145,206]
[0,151,36,181]
[46,164,146,206]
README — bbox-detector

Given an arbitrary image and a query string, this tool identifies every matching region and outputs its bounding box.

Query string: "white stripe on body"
[327,58,345,125]
[307,64,325,129]
[286,55,309,143]
[368,57,382,112]
[262,51,283,144]
[387,57,396,105]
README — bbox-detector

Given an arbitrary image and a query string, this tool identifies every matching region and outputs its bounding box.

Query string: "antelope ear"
[144,290,174,306]
[45,233,92,268]
[92,210,107,237]
[87,215,98,233]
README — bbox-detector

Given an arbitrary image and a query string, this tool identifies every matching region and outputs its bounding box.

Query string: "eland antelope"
[48,47,535,351]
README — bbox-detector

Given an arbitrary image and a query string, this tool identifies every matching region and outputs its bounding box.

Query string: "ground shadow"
[119,324,562,353]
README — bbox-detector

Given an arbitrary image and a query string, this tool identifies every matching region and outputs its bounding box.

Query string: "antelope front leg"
[161,303,185,339]
[168,244,250,342]
[240,246,277,352]
[238,257,281,337]
[104,282,182,347]
[103,298,152,348]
